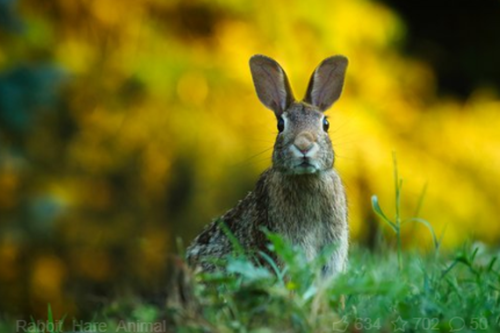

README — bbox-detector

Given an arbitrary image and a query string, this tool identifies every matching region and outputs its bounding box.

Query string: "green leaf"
[414,182,428,218]
[402,217,439,250]
[218,219,245,256]
[226,258,273,281]
[301,284,318,302]
[371,195,397,231]
[257,250,285,282]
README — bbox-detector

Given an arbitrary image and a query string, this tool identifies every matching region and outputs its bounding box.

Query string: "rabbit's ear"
[249,55,295,116]
[304,56,348,112]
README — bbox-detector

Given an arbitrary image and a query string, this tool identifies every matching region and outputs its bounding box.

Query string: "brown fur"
[186,55,349,276]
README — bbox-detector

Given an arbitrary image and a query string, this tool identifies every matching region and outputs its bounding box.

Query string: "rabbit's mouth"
[293,160,319,174]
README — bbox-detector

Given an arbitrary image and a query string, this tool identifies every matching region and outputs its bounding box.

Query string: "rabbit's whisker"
[231,147,273,167]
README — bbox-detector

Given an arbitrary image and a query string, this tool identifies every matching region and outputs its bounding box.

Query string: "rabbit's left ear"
[249,55,295,116]
[304,56,348,112]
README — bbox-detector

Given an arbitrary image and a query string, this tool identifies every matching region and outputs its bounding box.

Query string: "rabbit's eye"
[322,117,330,132]
[277,116,285,133]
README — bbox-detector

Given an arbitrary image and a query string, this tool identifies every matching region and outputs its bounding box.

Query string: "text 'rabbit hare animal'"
[187,55,349,276]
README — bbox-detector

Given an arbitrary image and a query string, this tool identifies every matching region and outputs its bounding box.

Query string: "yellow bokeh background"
[0,0,499,318]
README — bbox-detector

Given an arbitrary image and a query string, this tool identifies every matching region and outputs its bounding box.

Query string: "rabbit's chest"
[296,224,330,261]
[269,188,339,248]
[279,198,335,246]
[266,170,347,258]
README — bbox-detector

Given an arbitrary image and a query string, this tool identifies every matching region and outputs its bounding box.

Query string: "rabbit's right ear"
[304,56,348,112]
[249,55,295,116]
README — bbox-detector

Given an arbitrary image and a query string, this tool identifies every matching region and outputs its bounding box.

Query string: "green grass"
[3,239,500,332]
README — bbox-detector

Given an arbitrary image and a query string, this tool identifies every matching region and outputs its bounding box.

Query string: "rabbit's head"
[249,55,348,175]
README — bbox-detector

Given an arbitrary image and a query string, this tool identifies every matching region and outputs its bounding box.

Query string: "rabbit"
[186,55,349,276]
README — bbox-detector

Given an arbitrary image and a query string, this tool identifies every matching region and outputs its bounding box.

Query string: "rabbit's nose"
[294,132,315,154]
